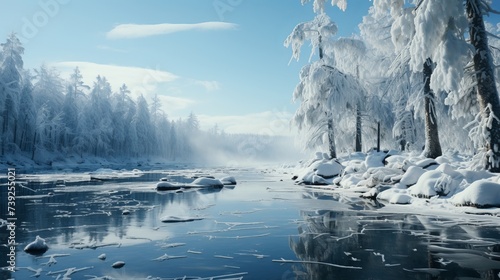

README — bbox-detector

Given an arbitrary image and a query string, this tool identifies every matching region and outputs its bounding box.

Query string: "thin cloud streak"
[107,22,238,39]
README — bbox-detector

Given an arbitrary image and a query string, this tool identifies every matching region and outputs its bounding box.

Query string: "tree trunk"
[377,121,381,152]
[467,0,500,172]
[423,58,442,159]
[355,105,362,152]
[31,131,37,161]
[327,118,336,159]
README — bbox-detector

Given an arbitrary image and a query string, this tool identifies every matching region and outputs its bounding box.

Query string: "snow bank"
[451,180,500,207]
[293,151,500,209]
[24,236,49,255]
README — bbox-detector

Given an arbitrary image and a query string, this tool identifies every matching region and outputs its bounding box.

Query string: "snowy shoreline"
[290,150,500,216]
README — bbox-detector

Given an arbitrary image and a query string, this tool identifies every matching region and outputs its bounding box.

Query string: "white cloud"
[198,111,295,136]
[107,22,238,39]
[52,61,178,91]
[51,61,193,113]
[195,80,220,91]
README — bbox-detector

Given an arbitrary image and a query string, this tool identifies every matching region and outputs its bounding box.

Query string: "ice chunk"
[98,253,106,260]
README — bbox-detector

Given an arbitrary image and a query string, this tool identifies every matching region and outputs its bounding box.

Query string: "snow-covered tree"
[82,75,113,156]
[0,33,23,154]
[32,65,64,153]
[373,0,499,168]
[16,70,35,153]
[465,0,500,171]
[286,11,364,157]
[61,67,88,152]
[133,94,155,156]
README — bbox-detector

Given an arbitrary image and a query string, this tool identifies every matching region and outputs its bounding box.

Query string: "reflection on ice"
[285,207,500,279]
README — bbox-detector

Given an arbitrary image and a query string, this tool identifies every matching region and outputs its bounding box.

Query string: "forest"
[287,0,500,172]
[0,33,291,166]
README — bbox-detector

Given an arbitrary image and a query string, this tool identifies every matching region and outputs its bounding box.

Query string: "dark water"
[1,168,500,279]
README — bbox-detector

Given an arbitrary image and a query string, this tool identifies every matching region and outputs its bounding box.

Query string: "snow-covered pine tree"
[32,65,64,154]
[0,33,23,155]
[134,94,155,156]
[61,67,88,152]
[17,70,36,153]
[84,75,113,157]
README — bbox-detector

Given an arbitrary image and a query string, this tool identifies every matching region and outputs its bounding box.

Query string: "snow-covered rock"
[98,253,106,260]
[408,168,461,198]
[377,188,413,204]
[451,180,500,207]
[191,177,224,188]
[339,173,363,189]
[160,216,203,223]
[220,176,237,185]
[24,236,49,255]
[365,151,387,168]
[311,175,329,185]
[112,261,125,268]
[156,181,183,191]
[295,159,343,185]
[360,187,379,199]
[415,158,439,170]
[400,166,426,187]
[315,162,342,179]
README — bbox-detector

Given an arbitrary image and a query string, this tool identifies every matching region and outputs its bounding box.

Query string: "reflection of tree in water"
[289,210,434,280]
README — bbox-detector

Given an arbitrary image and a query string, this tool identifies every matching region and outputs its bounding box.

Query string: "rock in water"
[160,216,203,223]
[98,253,106,260]
[24,236,49,255]
[156,181,183,191]
[191,177,224,188]
[220,176,237,185]
[112,261,125,268]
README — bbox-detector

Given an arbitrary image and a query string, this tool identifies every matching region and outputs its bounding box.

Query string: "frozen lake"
[2,167,500,279]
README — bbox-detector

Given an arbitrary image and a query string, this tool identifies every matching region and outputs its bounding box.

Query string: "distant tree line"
[0,33,280,164]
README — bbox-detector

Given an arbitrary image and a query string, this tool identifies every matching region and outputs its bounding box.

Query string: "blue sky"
[1,0,499,135]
